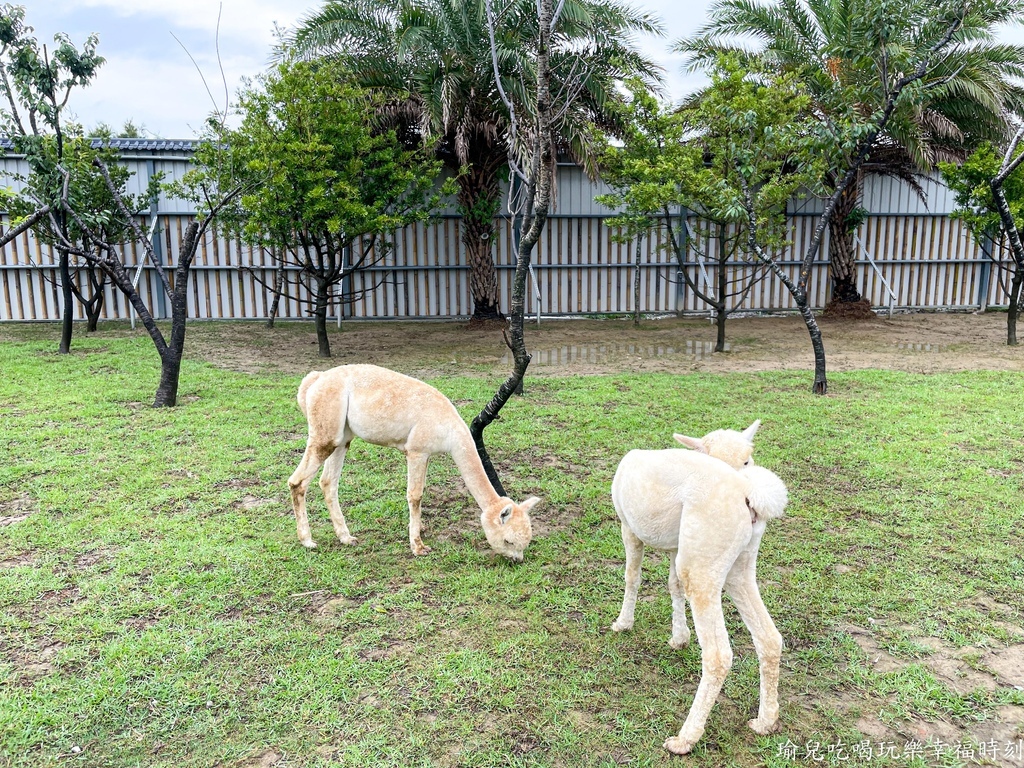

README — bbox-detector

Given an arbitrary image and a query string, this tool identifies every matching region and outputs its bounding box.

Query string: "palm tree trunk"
[457,151,505,322]
[827,180,863,304]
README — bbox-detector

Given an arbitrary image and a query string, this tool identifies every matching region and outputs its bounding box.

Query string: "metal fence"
[0,147,1016,322]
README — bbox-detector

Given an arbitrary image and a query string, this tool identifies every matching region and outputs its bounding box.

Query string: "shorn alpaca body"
[611,421,760,649]
[288,364,539,561]
[610,447,787,755]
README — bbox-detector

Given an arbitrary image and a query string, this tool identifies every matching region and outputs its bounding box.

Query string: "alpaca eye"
[743,459,753,467]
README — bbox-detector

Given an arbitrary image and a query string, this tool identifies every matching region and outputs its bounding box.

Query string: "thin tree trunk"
[314,279,331,357]
[633,233,642,326]
[153,260,192,407]
[990,181,1024,347]
[267,254,285,329]
[1007,269,1022,346]
[84,265,105,332]
[796,293,828,394]
[714,222,728,352]
[58,247,73,354]
[471,0,554,494]
[154,349,182,407]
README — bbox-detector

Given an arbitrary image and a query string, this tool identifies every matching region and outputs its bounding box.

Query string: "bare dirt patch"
[841,624,1024,766]
[0,494,36,526]
[178,311,1024,379]
[0,552,37,568]
[222,748,283,768]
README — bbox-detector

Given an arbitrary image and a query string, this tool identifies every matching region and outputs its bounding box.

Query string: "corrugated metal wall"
[0,152,1014,322]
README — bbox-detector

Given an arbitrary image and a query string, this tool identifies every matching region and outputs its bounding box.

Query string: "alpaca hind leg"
[611,522,645,632]
[668,555,690,649]
[663,587,732,755]
[726,565,783,735]
[320,442,357,545]
[405,451,431,555]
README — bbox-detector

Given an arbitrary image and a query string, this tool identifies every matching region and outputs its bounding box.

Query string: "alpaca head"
[481,496,540,562]
[673,420,760,469]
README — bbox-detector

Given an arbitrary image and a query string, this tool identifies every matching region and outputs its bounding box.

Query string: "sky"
[22,0,1024,140]
[21,0,708,140]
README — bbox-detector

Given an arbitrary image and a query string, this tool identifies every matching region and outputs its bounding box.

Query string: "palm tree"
[679,0,1024,312]
[286,0,663,321]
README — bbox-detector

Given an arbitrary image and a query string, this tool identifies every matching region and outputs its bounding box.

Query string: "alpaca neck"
[449,427,503,512]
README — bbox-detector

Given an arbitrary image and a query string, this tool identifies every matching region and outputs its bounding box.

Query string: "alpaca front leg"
[320,443,357,545]
[288,443,330,549]
[664,589,732,755]
[668,555,691,649]
[405,452,431,555]
[611,522,645,632]
[726,564,783,735]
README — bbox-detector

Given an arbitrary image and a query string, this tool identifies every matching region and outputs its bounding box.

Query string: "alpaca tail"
[741,465,788,520]
[296,370,322,418]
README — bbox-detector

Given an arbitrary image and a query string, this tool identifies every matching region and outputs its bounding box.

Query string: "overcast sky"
[21,0,707,140]
[21,0,1024,140]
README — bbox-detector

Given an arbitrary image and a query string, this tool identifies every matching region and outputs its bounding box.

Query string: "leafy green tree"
[597,80,774,349]
[941,138,1024,344]
[675,60,833,391]
[285,0,662,321]
[680,0,1024,312]
[207,57,449,357]
[0,3,104,352]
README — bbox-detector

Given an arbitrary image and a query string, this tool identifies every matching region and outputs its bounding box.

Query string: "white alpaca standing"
[288,364,540,561]
[610,443,787,755]
[612,421,761,648]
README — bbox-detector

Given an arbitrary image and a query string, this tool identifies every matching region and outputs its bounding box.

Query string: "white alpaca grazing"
[288,364,540,561]
[610,448,787,755]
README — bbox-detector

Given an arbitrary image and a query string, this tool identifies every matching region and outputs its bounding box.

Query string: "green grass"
[1,331,1023,767]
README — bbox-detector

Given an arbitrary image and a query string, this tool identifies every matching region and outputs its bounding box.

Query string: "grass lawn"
[1,327,1023,767]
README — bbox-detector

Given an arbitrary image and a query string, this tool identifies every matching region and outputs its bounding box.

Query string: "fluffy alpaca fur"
[610,447,787,755]
[288,364,540,561]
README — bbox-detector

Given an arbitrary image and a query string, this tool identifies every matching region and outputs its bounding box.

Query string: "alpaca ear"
[742,420,761,441]
[674,434,705,453]
[520,496,542,514]
[499,505,513,525]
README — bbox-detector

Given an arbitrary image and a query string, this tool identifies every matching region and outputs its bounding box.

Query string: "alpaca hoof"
[668,633,690,649]
[300,539,317,549]
[412,544,432,556]
[611,619,632,633]
[663,736,695,755]
[337,535,358,546]
[748,717,779,736]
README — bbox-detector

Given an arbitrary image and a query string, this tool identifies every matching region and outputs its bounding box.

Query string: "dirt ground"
[180,310,1024,378]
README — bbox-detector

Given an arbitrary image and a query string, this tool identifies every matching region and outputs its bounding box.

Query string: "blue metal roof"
[0,137,197,152]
